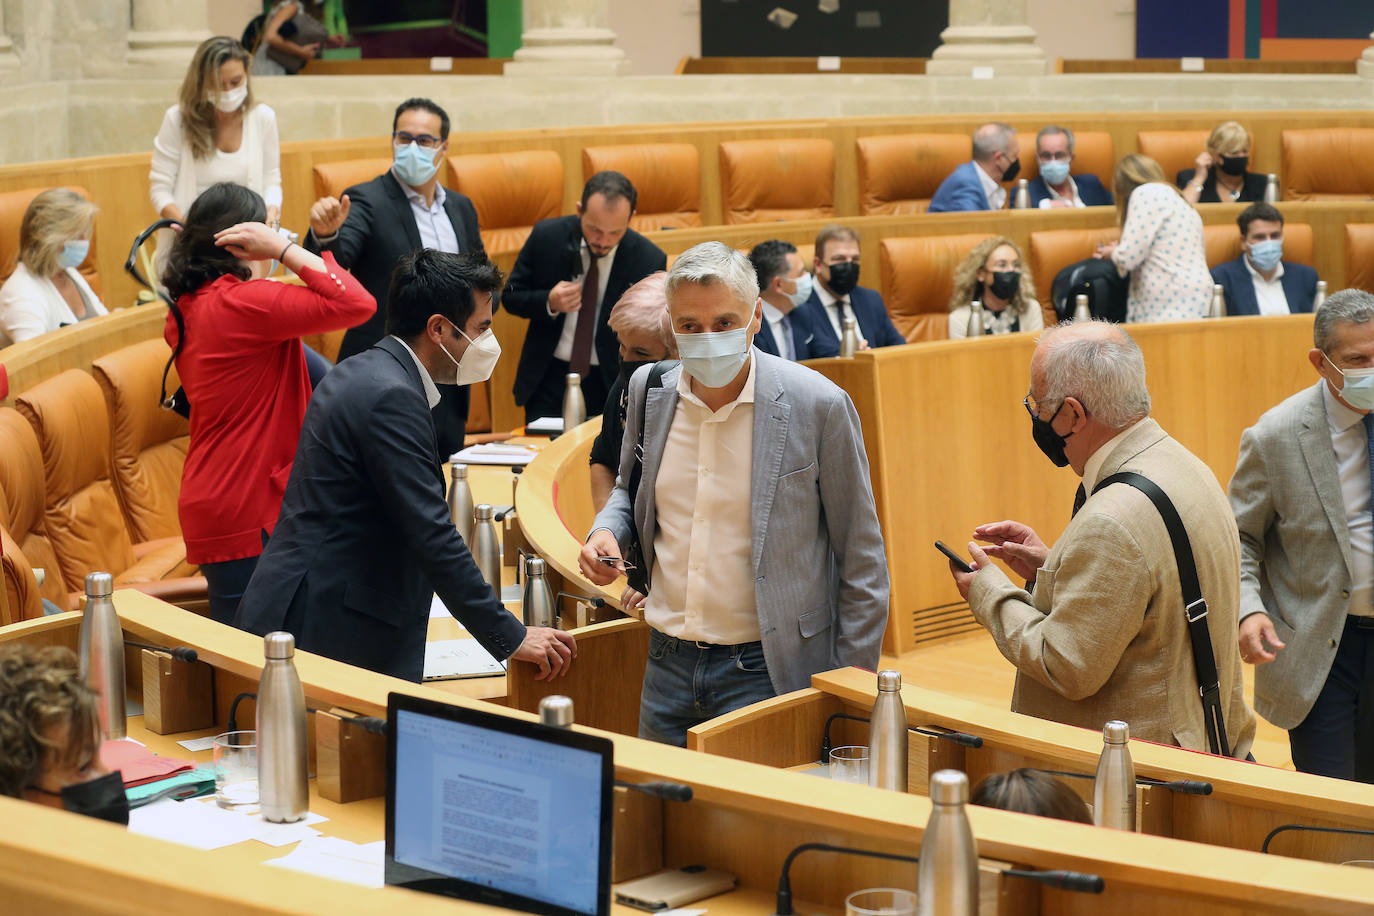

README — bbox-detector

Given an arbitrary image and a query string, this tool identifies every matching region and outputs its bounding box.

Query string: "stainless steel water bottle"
[917,769,978,916]
[1073,293,1091,322]
[472,504,502,596]
[1263,173,1279,203]
[868,670,908,791]
[966,299,984,337]
[257,632,308,823]
[78,572,126,740]
[539,695,574,728]
[1314,280,1327,311]
[562,372,586,433]
[1093,719,1136,831]
[447,461,473,542]
[840,316,859,358]
[1013,178,1031,210]
[522,557,557,629]
[1209,283,1226,319]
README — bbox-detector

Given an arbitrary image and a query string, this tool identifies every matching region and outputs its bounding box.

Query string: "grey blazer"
[1228,382,1355,730]
[590,351,889,695]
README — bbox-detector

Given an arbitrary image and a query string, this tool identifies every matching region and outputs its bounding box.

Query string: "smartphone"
[935,539,973,574]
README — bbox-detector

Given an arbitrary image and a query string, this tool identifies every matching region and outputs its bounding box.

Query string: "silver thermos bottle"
[1209,283,1226,319]
[917,769,978,916]
[868,670,908,791]
[78,572,126,740]
[840,316,859,358]
[1263,172,1279,203]
[539,695,574,728]
[562,372,586,433]
[966,299,984,337]
[447,461,473,543]
[522,557,557,629]
[1073,293,1092,323]
[472,504,502,597]
[1093,719,1136,831]
[1314,280,1328,311]
[257,632,308,823]
[1013,177,1031,210]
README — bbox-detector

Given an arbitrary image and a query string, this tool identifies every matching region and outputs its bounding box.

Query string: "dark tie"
[833,299,850,337]
[1072,483,1087,518]
[779,313,795,361]
[569,253,600,376]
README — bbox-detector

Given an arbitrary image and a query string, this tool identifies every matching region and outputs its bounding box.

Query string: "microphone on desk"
[1002,868,1105,894]
[1032,768,1213,796]
[820,713,983,759]
[349,716,388,736]
[614,780,694,802]
[1261,823,1374,854]
[556,591,606,609]
[124,641,198,663]
[773,843,919,916]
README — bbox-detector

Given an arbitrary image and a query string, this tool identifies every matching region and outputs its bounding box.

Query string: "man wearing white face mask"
[1211,202,1318,317]
[1026,126,1114,210]
[237,249,577,684]
[578,241,888,746]
[747,239,826,361]
[1229,289,1374,782]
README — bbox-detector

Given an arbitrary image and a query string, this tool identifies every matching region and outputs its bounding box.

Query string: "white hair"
[1314,288,1374,352]
[665,241,760,311]
[1040,319,1151,429]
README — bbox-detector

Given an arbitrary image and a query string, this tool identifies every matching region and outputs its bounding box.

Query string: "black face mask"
[1001,156,1022,184]
[1030,401,1073,468]
[42,770,130,825]
[825,261,860,297]
[1219,155,1248,177]
[617,358,655,386]
[988,270,1021,302]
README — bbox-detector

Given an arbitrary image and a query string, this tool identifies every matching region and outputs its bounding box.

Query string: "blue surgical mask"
[1039,159,1071,186]
[1325,353,1374,411]
[675,324,752,389]
[393,141,439,186]
[59,239,89,270]
[1247,238,1283,272]
[785,272,814,308]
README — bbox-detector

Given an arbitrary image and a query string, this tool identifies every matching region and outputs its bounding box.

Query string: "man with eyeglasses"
[304,97,483,458]
[1026,126,1114,210]
[945,320,1256,757]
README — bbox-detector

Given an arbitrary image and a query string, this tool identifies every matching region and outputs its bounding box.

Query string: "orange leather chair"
[1027,227,1123,323]
[312,158,400,202]
[856,133,969,215]
[300,329,346,363]
[1281,128,1374,201]
[582,144,702,232]
[880,233,991,341]
[1,525,42,624]
[1202,223,1313,271]
[15,370,203,600]
[0,185,100,293]
[1347,224,1374,294]
[91,339,190,543]
[1013,131,1116,192]
[1135,131,1210,184]
[718,139,835,224]
[0,407,73,613]
[447,150,563,255]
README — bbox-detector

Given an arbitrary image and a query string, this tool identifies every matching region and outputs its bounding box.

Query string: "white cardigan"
[148,103,283,216]
[0,263,108,347]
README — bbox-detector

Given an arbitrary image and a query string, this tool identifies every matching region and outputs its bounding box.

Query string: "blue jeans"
[1289,616,1374,784]
[638,630,777,747]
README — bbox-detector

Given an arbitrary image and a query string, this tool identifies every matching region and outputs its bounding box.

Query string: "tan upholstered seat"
[880,233,991,342]
[1281,128,1374,201]
[0,185,101,294]
[1,525,42,624]
[856,133,968,216]
[718,138,835,224]
[1202,223,1313,270]
[582,144,701,232]
[311,158,397,202]
[1135,131,1210,184]
[1347,224,1374,293]
[1027,227,1123,324]
[447,150,564,255]
[0,407,72,614]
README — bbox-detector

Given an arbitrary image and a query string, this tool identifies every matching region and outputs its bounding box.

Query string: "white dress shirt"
[645,359,759,644]
[395,171,461,256]
[975,161,1007,211]
[1037,176,1085,209]
[552,239,617,367]
[390,335,442,409]
[761,299,794,360]
[815,282,851,342]
[1243,256,1291,316]
[1322,383,1374,616]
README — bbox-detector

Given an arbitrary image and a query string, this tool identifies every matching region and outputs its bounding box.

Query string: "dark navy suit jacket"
[796,286,906,356]
[235,336,526,682]
[1027,174,1114,208]
[1211,256,1318,317]
[755,304,827,361]
[927,162,994,213]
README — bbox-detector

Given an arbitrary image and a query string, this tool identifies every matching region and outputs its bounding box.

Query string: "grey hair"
[1314,289,1374,352]
[665,241,760,311]
[1040,320,1151,429]
[1036,125,1075,156]
[972,123,1017,163]
[608,271,677,357]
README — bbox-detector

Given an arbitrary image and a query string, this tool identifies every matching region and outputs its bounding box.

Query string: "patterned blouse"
[1112,182,1212,323]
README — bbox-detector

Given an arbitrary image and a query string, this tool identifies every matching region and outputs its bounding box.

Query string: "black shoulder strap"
[1092,471,1232,758]
[627,361,674,508]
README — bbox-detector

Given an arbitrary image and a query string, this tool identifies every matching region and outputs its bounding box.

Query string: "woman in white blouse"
[149,36,282,233]
[947,236,1045,339]
[0,189,107,347]
[1098,154,1212,324]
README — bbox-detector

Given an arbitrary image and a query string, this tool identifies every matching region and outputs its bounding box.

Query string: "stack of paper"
[128,796,328,850]
[423,639,506,680]
[267,836,386,887]
[448,443,538,466]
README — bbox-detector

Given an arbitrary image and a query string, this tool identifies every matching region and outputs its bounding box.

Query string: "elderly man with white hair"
[947,320,1256,758]
[579,241,889,746]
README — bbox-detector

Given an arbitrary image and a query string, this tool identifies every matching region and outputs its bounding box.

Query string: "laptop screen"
[385,693,613,916]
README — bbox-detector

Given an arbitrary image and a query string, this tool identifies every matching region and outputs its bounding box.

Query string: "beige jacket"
[969,419,1257,757]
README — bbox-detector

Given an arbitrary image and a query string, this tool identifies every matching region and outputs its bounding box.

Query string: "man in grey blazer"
[579,241,889,746]
[1229,289,1374,782]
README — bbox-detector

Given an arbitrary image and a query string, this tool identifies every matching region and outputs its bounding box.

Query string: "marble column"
[1359,32,1374,79]
[0,1,18,71]
[127,0,211,71]
[927,0,1048,77]
[504,0,628,77]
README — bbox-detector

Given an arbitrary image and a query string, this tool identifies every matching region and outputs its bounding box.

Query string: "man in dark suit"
[1027,126,1114,209]
[235,250,576,683]
[796,224,905,355]
[1212,202,1318,317]
[747,239,825,361]
[927,123,1020,213]
[304,97,483,459]
[502,171,667,424]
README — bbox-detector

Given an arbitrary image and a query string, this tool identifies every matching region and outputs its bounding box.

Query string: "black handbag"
[622,361,675,595]
[1051,256,1129,324]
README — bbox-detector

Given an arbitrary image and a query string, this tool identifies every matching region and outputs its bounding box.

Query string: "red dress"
[165,252,375,565]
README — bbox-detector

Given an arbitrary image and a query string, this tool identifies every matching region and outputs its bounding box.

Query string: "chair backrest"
[1027,226,1123,319]
[582,144,702,232]
[311,158,396,201]
[15,369,136,593]
[1202,222,1314,270]
[1,525,44,624]
[1346,224,1374,294]
[856,133,968,216]
[91,339,190,543]
[718,138,835,225]
[301,329,346,363]
[447,150,564,255]
[0,185,101,294]
[1014,130,1117,191]
[1135,130,1210,184]
[880,233,992,342]
[1281,128,1374,201]
[0,407,70,611]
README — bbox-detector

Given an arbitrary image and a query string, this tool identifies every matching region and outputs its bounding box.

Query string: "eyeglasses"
[1037,152,1072,162]
[1023,392,1059,419]
[393,131,443,149]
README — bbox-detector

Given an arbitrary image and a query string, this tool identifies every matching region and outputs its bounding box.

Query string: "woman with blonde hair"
[149,36,282,231]
[1176,120,1266,204]
[947,236,1043,339]
[0,189,106,347]
[1096,154,1212,323]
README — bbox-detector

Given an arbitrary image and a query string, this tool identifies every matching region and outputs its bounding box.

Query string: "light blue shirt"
[393,169,460,255]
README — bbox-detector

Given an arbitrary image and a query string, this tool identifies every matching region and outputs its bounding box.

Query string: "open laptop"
[385,692,614,916]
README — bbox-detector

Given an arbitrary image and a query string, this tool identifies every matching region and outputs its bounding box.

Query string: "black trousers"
[1289,615,1374,783]
[522,357,610,426]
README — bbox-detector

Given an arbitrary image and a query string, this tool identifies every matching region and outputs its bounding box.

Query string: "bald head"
[1034,320,1150,430]
[972,123,1018,163]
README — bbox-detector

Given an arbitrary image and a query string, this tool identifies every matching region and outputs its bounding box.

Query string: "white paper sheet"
[266,836,385,887]
[128,797,262,850]
[449,443,538,466]
[423,639,506,680]
[525,416,564,434]
[175,736,218,753]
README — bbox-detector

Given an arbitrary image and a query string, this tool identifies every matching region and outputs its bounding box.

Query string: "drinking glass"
[829,746,869,784]
[213,730,258,809]
[845,888,916,916]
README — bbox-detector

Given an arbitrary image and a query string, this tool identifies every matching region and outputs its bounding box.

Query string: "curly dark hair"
[0,644,99,799]
[161,181,266,302]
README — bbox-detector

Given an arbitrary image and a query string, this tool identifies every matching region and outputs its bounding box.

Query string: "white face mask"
[440,319,501,386]
[210,84,248,113]
[1324,352,1374,411]
[674,324,752,388]
[784,272,814,308]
